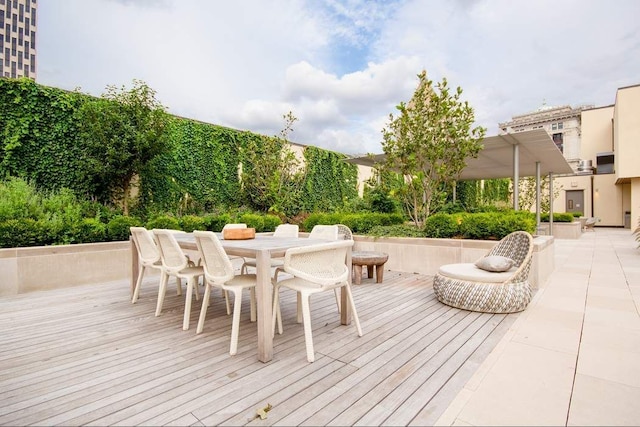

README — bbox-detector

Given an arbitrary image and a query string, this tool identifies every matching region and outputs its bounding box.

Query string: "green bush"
[262,214,282,232]
[369,224,425,238]
[571,211,583,218]
[239,213,265,232]
[302,212,404,233]
[179,215,206,232]
[540,212,574,222]
[146,215,181,231]
[107,215,141,241]
[74,218,107,243]
[0,218,62,247]
[202,213,232,232]
[423,213,460,238]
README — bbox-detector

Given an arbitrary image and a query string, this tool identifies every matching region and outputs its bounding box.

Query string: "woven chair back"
[193,231,235,285]
[273,224,299,238]
[130,227,160,265]
[153,229,189,274]
[308,224,339,241]
[284,239,354,286]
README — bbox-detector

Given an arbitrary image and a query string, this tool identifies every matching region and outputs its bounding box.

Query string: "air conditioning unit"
[596,152,614,174]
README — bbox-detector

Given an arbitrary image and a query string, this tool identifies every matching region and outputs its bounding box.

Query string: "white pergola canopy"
[346,129,574,233]
[346,128,573,180]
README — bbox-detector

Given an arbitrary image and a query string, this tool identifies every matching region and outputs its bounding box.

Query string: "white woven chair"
[241,223,299,276]
[153,229,203,330]
[433,231,534,313]
[130,226,182,304]
[272,239,362,362]
[193,231,257,355]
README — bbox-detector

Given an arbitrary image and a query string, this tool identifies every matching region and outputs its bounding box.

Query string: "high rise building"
[0,0,37,79]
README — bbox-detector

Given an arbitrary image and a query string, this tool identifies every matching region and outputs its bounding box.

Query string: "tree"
[380,70,486,226]
[76,80,171,215]
[240,111,303,217]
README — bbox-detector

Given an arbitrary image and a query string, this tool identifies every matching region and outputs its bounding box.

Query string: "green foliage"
[262,215,282,232]
[519,176,562,214]
[301,147,359,213]
[368,224,426,238]
[380,70,486,225]
[106,215,141,241]
[179,215,207,232]
[0,218,52,248]
[365,187,399,214]
[239,213,265,232]
[302,212,404,234]
[423,213,461,238]
[201,213,233,232]
[146,215,180,231]
[75,80,171,215]
[74,218,107,243]
[571,211,583,217]
[0,177,44,221]
[540,212,575,222]
[422,211,535,240]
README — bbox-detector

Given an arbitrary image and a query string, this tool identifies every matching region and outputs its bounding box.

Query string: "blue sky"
[37,0,640,155]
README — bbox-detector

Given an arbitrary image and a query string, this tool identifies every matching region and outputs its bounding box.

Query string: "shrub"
[146,215,181,231]
[202,213,232,231]
[179,215,206,232]
[369,224,425,238]
[540,212,574,222]
[0,218,63,247]
[303,212,404,233]
[424,213,460,238]
[239,213,265,232]
[262,214,282,232]
[107,215,142,241]
[74,218,107,243]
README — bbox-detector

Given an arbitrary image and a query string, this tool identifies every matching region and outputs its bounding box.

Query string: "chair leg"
[155,273,168,317]
[333,289,341,313]
[271,284,283,337]
[296,294,303,324]
[131,265,146,303]
[249,287,256,322]
[344,283,363,337]
[196,284,212,334]
[229,290,243,355]
[224,290,231,315]
[194,278,200,301]
[183,277,195,331]
[300,292,315,362]
[176,278,182,296]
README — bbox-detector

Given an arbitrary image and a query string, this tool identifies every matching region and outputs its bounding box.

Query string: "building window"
[30,30,34,48]
[552,133,563,153]
[5,23,9,42]
[18,27,23,45]
[10,60,16,78]
[29,53,34,72]
[551,122,564,131]
[0,10,3,29]
[11,12,16,30]
[31,6,35,26]
[4,47,9,66]
[17,50,22,69]
[24,40,28,56]
[11,36,16,55]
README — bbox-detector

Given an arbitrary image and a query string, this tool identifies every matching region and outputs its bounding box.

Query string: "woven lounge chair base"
[433,274,532,314]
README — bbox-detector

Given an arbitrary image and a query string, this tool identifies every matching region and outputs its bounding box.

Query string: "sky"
[37,0,640,156]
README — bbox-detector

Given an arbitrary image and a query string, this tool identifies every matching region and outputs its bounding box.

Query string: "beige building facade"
[0,0,37,79]
[499,84,640,229]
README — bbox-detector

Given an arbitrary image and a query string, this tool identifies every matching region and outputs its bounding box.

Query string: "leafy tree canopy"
[380,70,486,225]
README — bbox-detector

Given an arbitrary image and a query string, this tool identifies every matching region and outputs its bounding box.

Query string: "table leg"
[353,265,363,285]
[376,264,384,283]
[131,237,138,298]
[255,250,273,362]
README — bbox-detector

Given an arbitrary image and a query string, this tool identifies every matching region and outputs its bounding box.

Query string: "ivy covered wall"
[0,78,358,216]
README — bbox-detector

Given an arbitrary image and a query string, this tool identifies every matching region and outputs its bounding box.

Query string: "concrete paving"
[435,227,640,426]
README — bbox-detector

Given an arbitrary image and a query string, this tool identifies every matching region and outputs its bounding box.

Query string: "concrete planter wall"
[0,235,555,296]
[536,221,582,239]
[0,241,131,297]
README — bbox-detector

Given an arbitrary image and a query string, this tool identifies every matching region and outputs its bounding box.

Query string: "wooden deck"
[0,271,517,426]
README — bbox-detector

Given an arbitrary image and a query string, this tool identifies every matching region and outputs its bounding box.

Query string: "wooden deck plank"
[0,270,517,427]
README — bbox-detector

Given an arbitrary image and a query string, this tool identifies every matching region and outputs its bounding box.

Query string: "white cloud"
[37,0,640,156]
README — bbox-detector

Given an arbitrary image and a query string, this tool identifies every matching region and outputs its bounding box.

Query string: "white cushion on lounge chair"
[438,263,516,283]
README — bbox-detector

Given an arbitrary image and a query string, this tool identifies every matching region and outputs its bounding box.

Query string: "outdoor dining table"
[130,232,353,362]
